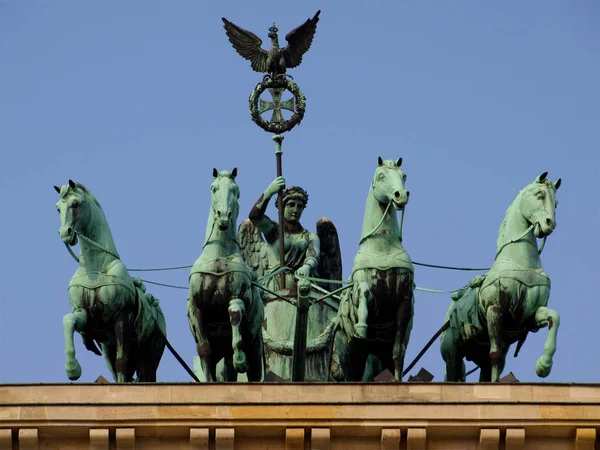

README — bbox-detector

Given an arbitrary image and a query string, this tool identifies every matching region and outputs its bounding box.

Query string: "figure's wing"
[283,10,321,69]
[237,219,269,278]
[222,18,269,73]
[316,217,342,294]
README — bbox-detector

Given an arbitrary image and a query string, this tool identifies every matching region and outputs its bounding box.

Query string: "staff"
[273,134,286,288]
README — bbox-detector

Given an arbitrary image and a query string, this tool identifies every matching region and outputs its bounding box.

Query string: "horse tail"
[132,278,167,344]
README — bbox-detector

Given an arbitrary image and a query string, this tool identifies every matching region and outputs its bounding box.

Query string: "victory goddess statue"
[238,176,342,380]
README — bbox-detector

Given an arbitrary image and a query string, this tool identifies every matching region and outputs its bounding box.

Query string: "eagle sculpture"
[222,10,321,81]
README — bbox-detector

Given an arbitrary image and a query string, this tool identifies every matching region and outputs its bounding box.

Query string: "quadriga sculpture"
[55,180,167,382]
[441,172,562,382]
[187,168,265,382]
[333,157,414,381]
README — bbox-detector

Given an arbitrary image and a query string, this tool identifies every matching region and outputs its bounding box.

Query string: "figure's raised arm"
[249,176,286,243]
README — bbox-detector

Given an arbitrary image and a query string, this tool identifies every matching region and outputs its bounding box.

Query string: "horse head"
[54,179,91,246]
[211,168,240,232]
[520,171,561,239]
[373,157,409,210]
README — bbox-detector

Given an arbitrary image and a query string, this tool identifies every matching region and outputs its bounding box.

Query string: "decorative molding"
[407,428,426,449]
[90,429,109,450]
[286,428,305,450]
[479,428,499,450]
[311,428,330,450]
[190,428,209,450]
[18,429,38,450]
[575,428,596,450]
[505,428,525,449]
[380,428,400,449]
[215,428,234,450]
[0,430,11,450]
[116,428,135,449]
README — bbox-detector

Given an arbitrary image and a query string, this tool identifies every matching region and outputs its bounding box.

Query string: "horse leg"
[335,329,357,381]
[362,353,384,382]
[228,298,248,373]
[479,364,492,382]
[221,357,238,382]
[245,337,263,382]
[100,343,117,382]
[392,287,414,381]
[355,280,371,339]
[113,311,136,382]
[534,306,560,378]
[136,326,166,382]
[486,306,505,382]
[441,328,464,382]
[188,304,215,383]
[63,308,88,381]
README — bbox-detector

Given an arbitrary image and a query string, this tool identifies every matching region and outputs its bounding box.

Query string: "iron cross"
[259,88,295,124]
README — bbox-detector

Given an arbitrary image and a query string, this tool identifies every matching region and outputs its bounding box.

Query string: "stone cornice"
[0,383,598,448]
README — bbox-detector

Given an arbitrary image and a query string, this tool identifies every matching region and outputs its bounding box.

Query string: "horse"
[55,180,167,382]
[187,168,264,382]
[440,172,562,382]
[333,157,414,381]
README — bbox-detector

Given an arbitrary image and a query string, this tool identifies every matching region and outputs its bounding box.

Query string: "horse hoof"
[66,360,82,381]
[355,324,367,339]
[535,355,552,378]
[233,352,248,373]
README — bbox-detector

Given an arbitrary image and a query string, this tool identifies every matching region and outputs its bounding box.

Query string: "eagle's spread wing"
[283,10,321,69]
[316,217,342,295]
[222,18,269,73]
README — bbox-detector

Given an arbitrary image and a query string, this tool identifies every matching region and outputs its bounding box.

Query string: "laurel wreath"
[249,77,306,134]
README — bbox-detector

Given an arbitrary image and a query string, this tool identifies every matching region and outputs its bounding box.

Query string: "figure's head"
[211,167,240,231]
[268,23,278,39]
[54,179,90,246]
[520,171,561,238]
[277,186,308,224]
[372,157,409,210]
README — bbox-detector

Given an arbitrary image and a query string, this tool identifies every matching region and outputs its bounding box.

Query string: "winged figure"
[237,177,342,381]
[222,10,321,80]
[237,176,341,294]
[238,216,342,294]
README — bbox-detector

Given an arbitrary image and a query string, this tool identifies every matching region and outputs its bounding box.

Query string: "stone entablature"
[0,383,598,449]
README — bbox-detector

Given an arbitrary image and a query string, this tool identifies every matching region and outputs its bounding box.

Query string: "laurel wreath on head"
[249,77,306,134]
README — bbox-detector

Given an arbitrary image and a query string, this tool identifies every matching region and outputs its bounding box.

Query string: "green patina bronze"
[332,157,415,382]
[260,88,295,124]
[222,11,320,82]
[55,180,167,382]
[440,172,562,382]
[249,72,307,134]
[237,177,342,381]
[187,169,265,382]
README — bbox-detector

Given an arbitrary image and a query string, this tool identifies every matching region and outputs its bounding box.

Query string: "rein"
[64,231,121,263]
[359,201,393,245]
[494,224,547,259]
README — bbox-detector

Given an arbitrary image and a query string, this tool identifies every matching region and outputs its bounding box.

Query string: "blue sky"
[0,1,598,383]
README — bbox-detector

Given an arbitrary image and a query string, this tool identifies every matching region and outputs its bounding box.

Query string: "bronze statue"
[55,180,167,382]
[187,169,265,382]
[222,11,321,81]
[238,176,341,380]
[441,172,562,382]
[332,158,414,382]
